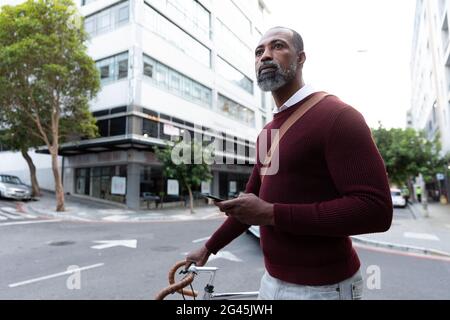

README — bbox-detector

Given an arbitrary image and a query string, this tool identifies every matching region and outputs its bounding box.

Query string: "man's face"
[255,28,299,92]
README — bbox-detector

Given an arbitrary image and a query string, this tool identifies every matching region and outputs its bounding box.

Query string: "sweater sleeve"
[205,164,261,254]
[273,107,393,237]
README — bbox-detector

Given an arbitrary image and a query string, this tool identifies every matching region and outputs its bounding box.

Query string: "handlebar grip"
[154,261,199,300]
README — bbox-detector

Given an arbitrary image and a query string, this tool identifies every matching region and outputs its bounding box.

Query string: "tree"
[0,0,100,211]
[372,124,445,196]
[154,138,212,214]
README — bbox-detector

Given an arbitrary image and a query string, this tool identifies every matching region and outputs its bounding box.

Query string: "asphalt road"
[0,204,449,300]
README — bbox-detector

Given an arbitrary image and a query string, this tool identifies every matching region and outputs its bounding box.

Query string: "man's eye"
[255,50,263,56]
[274,43,283,49]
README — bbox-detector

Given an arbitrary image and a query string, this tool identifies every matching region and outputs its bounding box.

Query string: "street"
[1,201,450,300]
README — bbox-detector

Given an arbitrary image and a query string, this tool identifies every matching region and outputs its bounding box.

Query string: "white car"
[0,174,32,201]
[391,188,406,208]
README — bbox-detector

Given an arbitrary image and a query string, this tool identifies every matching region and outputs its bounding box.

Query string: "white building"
[410,0,450,153]
[0,0,273,209]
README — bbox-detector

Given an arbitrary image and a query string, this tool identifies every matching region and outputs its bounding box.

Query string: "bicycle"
[155,261,259,300]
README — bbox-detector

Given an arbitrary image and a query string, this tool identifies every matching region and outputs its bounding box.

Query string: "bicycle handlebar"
[154,261,199,300]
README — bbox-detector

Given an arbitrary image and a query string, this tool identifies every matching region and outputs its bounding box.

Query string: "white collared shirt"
[272,84,318,114]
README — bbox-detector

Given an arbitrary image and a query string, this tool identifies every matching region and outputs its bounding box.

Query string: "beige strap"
[260,92,330,183]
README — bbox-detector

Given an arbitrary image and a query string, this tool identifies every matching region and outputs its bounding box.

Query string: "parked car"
[0,174,32,201]
[391,188,407,208]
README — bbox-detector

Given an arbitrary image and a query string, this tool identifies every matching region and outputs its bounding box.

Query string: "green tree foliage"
[0,0,100,211]
[154,138,212,213]
[372,125,445,187]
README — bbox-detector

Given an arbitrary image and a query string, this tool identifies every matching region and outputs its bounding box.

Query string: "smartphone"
[202,194,225,202]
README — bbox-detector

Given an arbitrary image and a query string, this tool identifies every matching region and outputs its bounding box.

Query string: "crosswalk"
[0,207,39,224]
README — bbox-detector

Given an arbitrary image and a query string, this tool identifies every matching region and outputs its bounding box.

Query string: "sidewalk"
[352,202,450,257]
[20,191,225,222]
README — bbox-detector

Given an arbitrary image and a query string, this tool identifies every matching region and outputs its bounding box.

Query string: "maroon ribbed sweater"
[205,94,393,286]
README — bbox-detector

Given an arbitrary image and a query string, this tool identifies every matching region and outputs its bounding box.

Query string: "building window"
[91,165,127,203]
[215,19,252,74]
[84,1,129,38]
[143,3,211,68]
[95,114,127,137]
[143,118,159,138]
[146,0,211,40]
[217,94,255,127]
[217,57,253,94]
[75,168,91,196]
[96,52,128,85]
[143,54,212,107]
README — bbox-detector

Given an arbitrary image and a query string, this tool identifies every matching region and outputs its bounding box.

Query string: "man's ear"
[297,51,306,66]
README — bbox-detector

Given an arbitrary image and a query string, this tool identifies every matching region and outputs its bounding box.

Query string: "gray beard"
[257,61,297,92]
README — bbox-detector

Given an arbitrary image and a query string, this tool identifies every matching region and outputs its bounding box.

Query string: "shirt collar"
[272,84,318,114]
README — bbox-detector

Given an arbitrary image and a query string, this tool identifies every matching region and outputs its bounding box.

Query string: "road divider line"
[8,263,104,288]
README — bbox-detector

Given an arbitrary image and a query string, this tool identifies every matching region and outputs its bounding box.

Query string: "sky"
[264,0,416,129]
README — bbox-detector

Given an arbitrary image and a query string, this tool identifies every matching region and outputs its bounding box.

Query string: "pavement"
[1,191,225,223]
[3,193,450,258]
[352,202,450,257]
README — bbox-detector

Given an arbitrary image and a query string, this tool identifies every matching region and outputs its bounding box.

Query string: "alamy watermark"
[168,126,280,176]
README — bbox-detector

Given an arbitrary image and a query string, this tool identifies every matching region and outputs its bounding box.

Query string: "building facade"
[410,0,450,152]
[410,0,450,200]
[1,0,273,209]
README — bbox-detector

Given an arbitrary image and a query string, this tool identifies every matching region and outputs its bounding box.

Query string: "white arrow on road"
[91,240,137,250]
[207,251,243,262]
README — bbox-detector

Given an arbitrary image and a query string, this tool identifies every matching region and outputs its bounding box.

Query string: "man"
[186,27,393,300]
[416,185,422,203]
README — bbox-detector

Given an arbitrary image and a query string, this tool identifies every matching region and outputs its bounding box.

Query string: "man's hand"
[185,245,211,269]
[214,193,274,226]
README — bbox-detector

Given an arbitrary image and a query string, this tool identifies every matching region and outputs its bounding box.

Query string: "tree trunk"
[20,148,41,197]
[50,149,65,212]
[187,185,194,214]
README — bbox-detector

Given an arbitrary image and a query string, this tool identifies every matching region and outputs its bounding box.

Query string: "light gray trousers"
[258,269,363,300]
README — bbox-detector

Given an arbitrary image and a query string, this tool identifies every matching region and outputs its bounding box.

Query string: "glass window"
[217,57,253,94]
[84,16,95,35]
[215,19,252,75]
[117,59,128,79]
[96,119,109,137]
[97,11,111,34]
[143,54,211,108]
[84,1,129,38]
[96,52,128,84]
[144,60,155,78]
[143,118,159,138]
[109,117,126,136]
[144,4,211,68]
[147,0,211,40]
[217,94,255,127]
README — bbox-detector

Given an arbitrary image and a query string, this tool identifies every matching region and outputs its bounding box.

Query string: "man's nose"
[260,48,273,62]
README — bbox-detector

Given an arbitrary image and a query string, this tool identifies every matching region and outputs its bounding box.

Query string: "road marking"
[0,220,61,227]
[8,263,104,288]
[354,243,450,262]
[0,210,24,220]
[0,215,7,221]
[102,215,128,222]
[192,237,210,243]
[208,251,242,262]
[91,240,137,250]
[403,232,440,241]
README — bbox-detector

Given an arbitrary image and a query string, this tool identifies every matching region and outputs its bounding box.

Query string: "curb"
[25,203,224,223]
[351,236,450,258]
